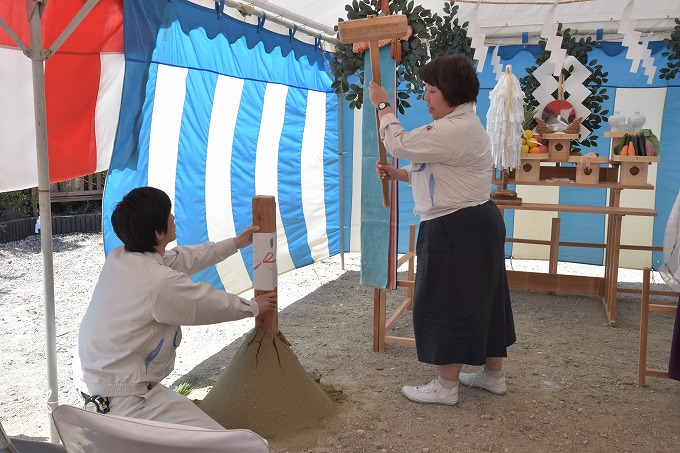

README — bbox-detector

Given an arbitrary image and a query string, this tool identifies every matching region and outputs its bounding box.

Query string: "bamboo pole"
[252,196,278,337]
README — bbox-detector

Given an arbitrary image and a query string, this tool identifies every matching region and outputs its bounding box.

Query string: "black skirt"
[413,200,516,365]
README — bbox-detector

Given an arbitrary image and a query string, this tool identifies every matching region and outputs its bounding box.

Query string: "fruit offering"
[522,129,545,154]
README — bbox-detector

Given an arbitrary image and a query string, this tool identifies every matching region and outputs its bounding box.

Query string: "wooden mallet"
[338,15,408,208]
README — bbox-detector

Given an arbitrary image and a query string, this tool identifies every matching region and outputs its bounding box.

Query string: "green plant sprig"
[660,18,680,80]
[331,0,435,113]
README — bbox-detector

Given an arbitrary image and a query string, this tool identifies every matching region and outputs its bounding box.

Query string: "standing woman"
[368,54,516,405]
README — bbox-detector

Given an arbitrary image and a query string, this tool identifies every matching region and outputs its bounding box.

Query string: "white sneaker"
[401,379,459,405]
[458,368,507,395]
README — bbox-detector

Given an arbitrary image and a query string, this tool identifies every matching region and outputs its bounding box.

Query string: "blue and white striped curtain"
[103,0,340,294]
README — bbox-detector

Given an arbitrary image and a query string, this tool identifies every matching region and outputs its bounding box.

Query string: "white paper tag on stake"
[253,232,277,291]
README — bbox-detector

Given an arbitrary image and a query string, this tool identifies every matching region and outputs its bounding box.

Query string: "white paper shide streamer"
[491,45,503,81]
[487,66,524,171]
[253,232,277,291]
[541,3,566,77]
[640,34,658,85]
[468,2,489,73]
[619,0,645,73]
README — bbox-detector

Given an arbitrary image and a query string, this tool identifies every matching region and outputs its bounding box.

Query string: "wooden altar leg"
[603,188,622,326]
[373,288,387,352]
[548,217,560,295]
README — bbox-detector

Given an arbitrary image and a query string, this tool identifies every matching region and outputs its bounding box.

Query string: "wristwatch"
[377,102,391,111]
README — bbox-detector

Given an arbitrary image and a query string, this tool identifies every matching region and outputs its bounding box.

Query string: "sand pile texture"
[199,327,332,438]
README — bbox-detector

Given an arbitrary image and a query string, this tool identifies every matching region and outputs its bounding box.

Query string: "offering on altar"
[541,99,577,131]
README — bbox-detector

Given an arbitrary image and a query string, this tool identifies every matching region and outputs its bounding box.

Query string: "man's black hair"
[111,187,172,253]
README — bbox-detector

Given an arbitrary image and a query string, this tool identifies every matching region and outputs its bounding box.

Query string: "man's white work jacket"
[73,239,258,398]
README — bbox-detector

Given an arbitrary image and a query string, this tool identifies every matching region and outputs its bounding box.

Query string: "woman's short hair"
[111,186,172,253]
[419,54,479,107]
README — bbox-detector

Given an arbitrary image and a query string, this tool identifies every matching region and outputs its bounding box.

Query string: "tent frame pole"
[338,94,345,269]
[19,0,101,442]
[27,0,59,443]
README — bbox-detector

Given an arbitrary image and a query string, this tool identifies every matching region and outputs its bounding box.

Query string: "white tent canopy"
[209,0,680,44]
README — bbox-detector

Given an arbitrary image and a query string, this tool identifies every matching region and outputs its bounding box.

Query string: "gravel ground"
[1,233,679,452]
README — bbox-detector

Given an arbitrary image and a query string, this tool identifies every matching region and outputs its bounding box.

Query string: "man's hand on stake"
[234,225,260,249]
[254,292,277,315]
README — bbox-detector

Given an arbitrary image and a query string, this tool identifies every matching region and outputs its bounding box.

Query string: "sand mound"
[199,328,332,438]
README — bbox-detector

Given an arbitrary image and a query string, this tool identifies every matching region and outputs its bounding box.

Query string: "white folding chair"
[1,420,66,453]
[52,405,269,453]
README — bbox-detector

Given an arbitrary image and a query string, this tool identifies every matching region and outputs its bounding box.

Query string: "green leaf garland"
[660,18,680,80]
[331,1,440,113]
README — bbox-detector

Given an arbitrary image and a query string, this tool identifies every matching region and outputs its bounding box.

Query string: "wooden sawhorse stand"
[373,224,417,352]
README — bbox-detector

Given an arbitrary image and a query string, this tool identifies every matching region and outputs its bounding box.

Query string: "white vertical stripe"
[301,90,330,261]
[148,64,188,249]
[255,83,295,273]
[95,53,125,172]
[349,107,363,252]
[205,75,252,292]
[0,47,37,192]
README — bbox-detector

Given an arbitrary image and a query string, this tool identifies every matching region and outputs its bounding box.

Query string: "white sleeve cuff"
[246,297,259,316]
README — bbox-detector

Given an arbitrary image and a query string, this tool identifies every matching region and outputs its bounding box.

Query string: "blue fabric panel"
[174,70,222,287]
[653,87,680,268]
[158,21,329,92]
[175,69,215,246]
[278,87,311,268]
[591,44,671,88]
[324,92,342,257]
[123,0,328,72]
[230,79,264,281]
[360,45,395,288]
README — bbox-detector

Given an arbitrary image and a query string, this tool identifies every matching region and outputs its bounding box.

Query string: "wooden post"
[338,14,408,208]
[252,195,278,337]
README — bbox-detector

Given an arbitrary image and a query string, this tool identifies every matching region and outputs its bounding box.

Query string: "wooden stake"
[371,40,391,208]
[252,195,278,337]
